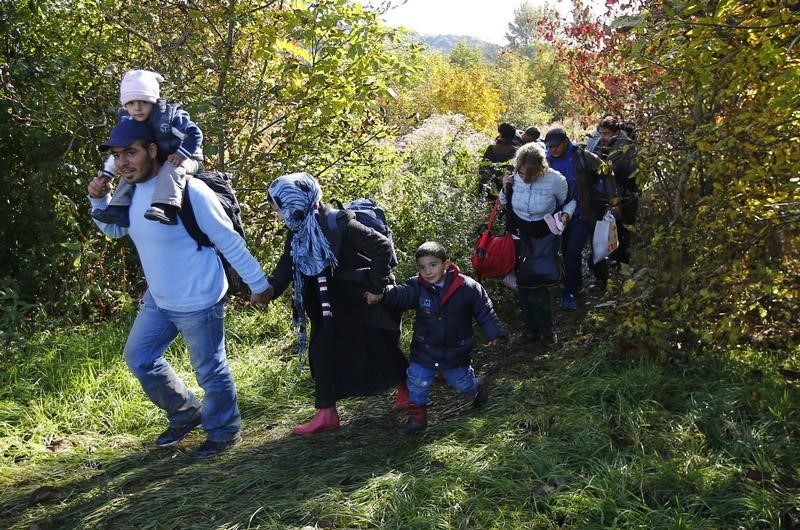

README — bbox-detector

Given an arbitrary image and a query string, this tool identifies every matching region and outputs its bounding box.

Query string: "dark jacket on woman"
[572,146,619,222]
[381,264,505,370]
[268,203,398,330]
[268,202,407,406]
[592,132,637,190]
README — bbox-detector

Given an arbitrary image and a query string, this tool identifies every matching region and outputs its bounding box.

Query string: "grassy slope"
[1,289,799,529]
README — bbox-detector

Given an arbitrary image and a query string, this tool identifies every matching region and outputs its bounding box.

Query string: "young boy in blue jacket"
[365,241,506,434]
[92,69,204,227]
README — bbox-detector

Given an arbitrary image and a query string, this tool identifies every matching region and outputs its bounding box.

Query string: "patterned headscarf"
[268,173,338,361]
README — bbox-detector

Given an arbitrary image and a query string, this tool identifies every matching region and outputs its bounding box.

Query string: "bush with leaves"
[396,51,504,135]
[611,1,800,353]
[0,0,418,330]
[385,114,491,277]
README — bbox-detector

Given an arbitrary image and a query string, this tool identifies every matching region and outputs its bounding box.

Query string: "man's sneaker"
[155,416,201,448]
[144,205,178,225]
[91,205,130,227]
[472,378,488,408]
[193,433,242,458]
[562,292,577,311]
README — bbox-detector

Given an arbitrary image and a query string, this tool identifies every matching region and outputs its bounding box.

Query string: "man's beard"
[124,159,154,183]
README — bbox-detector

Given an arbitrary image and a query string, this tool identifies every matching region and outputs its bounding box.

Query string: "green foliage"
[490,50,551,129]
[0,0,418,328]
[399,52,504,134]
[448,40,485,69]
[0,281,35,342]
[612,0,800,352]
[2,311,798,528]
[503,2,574,120]
[397,38,559,135]
[386,113,491,273]
[530,42,576,121]
[0,0,124,322]
[504,1,554,52]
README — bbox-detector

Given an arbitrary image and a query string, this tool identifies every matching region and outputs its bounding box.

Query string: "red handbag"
[471,198,516,280]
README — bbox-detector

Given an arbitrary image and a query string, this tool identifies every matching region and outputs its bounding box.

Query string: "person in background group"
[263,173,409,436]
[519,126,542,147]
[478,122,519,199]
[365,241,505,434]
[87,119,273,458]
[501,142,576,343]
[590,115,638,266]
[544,127,619,309]
[585,113,615,153]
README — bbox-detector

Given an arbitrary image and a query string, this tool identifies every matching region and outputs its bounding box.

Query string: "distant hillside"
[408,31,502,59]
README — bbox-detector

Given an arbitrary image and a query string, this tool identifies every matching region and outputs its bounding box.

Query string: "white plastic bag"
[592,210,619,264]
[501,271,518,291]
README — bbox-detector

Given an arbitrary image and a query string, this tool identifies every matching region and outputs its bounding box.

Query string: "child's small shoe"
[92,205,130,227]
[543,213,562,235]
[399,404,427,434]
[399,418,427,434]
[144,204,178,225]
[100,156,117,180]
[472,377,488,408]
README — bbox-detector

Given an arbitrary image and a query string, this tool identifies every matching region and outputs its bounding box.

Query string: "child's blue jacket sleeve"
[169,106,203,160]
[382,278,422,311]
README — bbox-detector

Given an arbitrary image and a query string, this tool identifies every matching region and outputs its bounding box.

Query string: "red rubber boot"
[391,383,410,411]
[292,406,340,436]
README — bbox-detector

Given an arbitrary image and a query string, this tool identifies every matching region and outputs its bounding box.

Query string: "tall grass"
[2,301,799,529]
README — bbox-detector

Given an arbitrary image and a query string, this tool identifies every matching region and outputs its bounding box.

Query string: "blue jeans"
[406,362,479,406]
[562,218,592,295]
[124,291,240,442]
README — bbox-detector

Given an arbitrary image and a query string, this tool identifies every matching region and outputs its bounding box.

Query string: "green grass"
[1,296,799,529]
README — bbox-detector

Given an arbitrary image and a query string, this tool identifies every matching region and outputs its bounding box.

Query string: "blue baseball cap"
[544,127,568,148]
[98,119,155,151]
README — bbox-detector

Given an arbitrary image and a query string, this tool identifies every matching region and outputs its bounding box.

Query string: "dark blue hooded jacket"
[382,264,505,369]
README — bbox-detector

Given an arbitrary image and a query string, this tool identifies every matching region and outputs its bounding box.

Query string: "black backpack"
[179,171,248,296]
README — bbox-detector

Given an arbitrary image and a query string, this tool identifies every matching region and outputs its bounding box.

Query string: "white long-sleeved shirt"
[498,169,576,222]
[90,177,268,312]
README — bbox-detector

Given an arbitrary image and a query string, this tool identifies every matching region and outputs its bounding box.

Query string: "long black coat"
[269,203,408,406]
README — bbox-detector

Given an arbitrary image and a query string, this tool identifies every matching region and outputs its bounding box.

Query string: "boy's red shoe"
[399,404,428,434]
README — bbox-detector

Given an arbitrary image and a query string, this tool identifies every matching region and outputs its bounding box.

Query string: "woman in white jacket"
[500,143,576,345]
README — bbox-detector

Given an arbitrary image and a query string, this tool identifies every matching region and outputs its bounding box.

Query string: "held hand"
[502,173,514,187]
[363,291,383,305]
[167,153,186,166]
[88,174,113,198]
[560,212,570,225]
[250,285,275,308]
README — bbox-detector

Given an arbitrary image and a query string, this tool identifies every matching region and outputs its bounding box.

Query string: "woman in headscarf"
[265,172,409,435]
